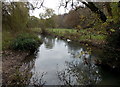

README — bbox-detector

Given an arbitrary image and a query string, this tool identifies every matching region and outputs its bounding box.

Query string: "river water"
[21,35,120,85]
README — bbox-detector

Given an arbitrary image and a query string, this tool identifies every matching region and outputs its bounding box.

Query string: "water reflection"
[41,35,56,49]
[57,52,101,85]
[20,54,48,86]
[28,35,102,85]
[9,55,37,85]
[21,35,120,85]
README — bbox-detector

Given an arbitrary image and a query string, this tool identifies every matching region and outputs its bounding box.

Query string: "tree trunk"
[105,2,112,17]
[82,2,107,22]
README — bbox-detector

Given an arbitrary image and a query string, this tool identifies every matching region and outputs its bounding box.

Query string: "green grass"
[91,34,106,40]
[30,28,42,33]
[2,29,42,50]
[2,31,14,50]
[49,28,77,34]
[79,34,106,41]
[48,28,106,43]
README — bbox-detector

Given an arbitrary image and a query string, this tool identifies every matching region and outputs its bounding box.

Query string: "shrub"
[106,28,120,49]
[11,33,42,52]
[100,25,120,70]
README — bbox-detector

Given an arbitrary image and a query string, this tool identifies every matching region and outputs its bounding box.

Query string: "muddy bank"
[2,50,29,85]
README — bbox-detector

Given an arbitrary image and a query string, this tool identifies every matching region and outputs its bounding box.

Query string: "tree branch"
[82,2,107,22]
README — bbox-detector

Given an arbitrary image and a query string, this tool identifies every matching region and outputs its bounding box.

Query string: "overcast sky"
[6,0,118,18]
[30,0,70,18]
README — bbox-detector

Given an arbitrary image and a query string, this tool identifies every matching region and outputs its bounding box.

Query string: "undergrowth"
[10,33,42,52]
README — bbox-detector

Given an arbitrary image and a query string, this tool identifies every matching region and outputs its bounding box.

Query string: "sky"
[5,0,118,18]
[30,0,70,18]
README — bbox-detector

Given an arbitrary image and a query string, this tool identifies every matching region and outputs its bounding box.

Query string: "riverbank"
[2,29,42,85]
[2,50,29,85]
[46,28,106,49]
[44,28,120,73]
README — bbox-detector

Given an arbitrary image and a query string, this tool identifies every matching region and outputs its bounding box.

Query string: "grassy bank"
[2,29,42,84]
[47,28,106,48]
[2,29,42,51]
[30,28,42,34]
[2,30,14,50]
[47,28,120,72]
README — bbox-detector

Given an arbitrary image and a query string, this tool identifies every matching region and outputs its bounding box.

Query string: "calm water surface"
[21,35,120,85]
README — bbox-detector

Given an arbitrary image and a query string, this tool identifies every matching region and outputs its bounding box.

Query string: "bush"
[11,33,42,52]
[100,25,120,70]
[106,28,120,49]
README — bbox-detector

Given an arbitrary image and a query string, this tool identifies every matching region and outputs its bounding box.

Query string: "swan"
[67,39,71,42]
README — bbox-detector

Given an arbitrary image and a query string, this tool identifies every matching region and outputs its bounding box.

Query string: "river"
[21,35,120,85]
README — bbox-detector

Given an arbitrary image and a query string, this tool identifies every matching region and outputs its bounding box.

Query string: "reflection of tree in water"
[42,36,56,49]
[30,72,47,86]
[57,51,101,85]
[18,55,36,84]
[65,41,86,58]
[8,55,37,86]
[19,54,47,86]
[66,42,83,51]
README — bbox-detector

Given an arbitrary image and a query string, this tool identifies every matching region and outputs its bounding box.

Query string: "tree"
[63,10,80,28]
[27,16,41,28]
[59,0,107,22]
[104,2,112,17]
[2,2,29,31]
[39,8,56,29]
[82,2,107,22]
[44,8,54,18]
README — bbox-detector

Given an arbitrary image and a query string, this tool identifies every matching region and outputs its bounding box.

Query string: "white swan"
[67,39,71,42]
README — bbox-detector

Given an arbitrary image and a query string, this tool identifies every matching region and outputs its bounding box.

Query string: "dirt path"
[2,50,29,85]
